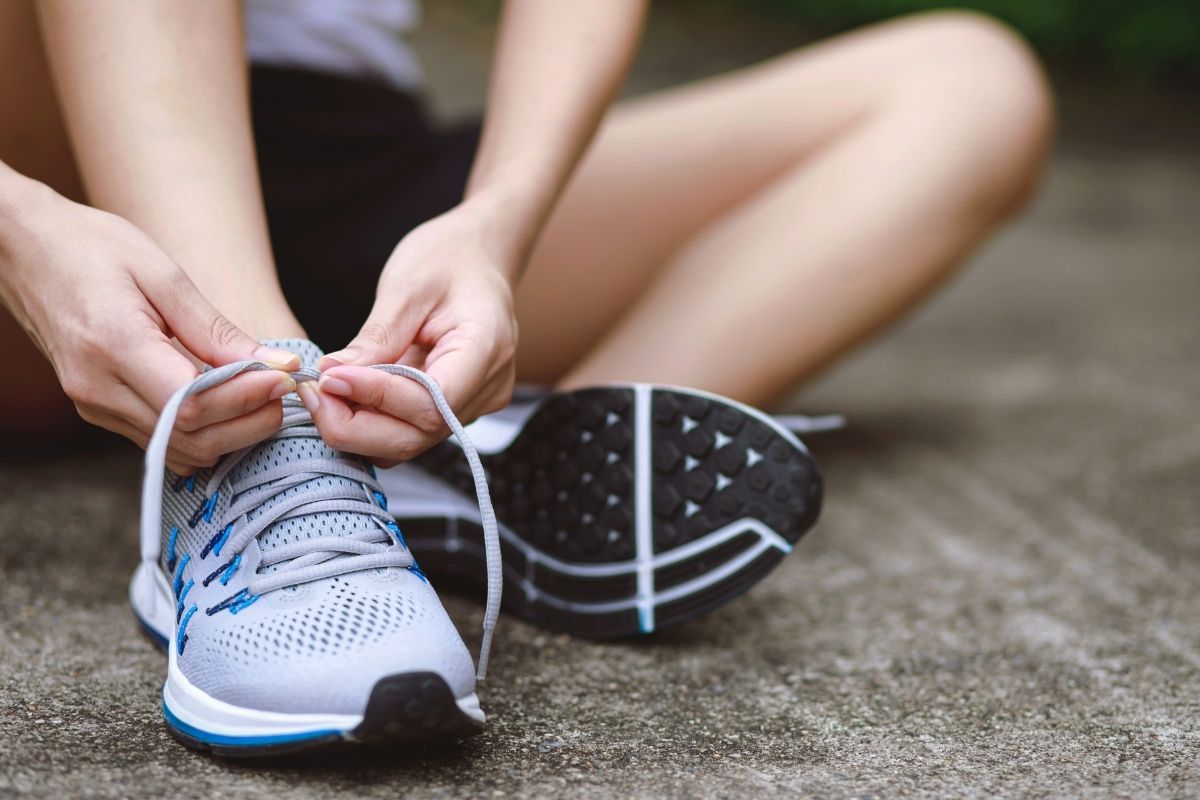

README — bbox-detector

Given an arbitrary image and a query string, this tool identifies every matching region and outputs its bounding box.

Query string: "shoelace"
[140,361,501,679]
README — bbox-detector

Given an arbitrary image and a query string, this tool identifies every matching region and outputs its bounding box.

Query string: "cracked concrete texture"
[2,4,1198,798]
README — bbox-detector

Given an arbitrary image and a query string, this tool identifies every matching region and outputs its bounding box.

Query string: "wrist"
[0,168,58,260]
[458,178,553,280]
[0,165,62,235]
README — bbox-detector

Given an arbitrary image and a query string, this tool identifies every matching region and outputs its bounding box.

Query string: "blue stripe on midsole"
[162,701,346,748]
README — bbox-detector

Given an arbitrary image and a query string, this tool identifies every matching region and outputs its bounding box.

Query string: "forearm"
[464,0,646,279]
[35,0,298,337]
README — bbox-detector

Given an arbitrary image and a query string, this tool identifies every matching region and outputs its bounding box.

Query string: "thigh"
[0,0,86,437]
[0,0,83,199]
[514,11,998,382]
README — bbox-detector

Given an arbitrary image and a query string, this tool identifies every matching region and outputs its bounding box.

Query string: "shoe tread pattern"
[407,387,823,640]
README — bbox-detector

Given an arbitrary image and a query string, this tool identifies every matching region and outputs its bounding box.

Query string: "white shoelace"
[140,361,502,679]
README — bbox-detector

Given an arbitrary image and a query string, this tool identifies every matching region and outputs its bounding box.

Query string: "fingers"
[317,301,424,371]
[137,265,299,370]
[420,336,497,418]
[80,406,222,474]
[321,327,495,419]
[89,344,291,469]
[317,366,450,435]
[305,360,514,464]
[173,370,295,433]
[297,381,434,463]
[168,401,285,467]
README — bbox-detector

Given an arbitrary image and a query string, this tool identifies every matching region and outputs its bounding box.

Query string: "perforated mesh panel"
[211,574,430,665]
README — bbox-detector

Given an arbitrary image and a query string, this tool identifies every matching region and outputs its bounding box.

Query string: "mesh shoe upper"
[153,339,476,714]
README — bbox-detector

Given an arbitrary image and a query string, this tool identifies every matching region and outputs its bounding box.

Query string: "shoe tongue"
[228,338,379,561]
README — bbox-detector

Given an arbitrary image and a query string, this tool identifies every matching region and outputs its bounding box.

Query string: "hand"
[0,180,300,473]
[304,204,519,466]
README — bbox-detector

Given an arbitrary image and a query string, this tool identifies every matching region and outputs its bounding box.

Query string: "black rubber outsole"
[163,671,483,758]
[404,386,823,639]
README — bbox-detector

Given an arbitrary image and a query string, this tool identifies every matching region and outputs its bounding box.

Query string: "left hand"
[301,205,519,466]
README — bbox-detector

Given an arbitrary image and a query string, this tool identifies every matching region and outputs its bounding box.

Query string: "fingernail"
[254,345,301,371]
[269,376,296,400]
[319,376,353,397]
[296,381,320,412]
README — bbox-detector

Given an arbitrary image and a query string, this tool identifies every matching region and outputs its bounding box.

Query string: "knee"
[902,10,1056,218]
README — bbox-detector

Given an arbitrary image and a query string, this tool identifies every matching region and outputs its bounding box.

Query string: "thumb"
[143,268,300,370]
[318,297,422,371]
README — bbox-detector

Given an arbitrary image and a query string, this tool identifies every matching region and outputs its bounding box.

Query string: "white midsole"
[408,522,788,614]
[129,562,485,738]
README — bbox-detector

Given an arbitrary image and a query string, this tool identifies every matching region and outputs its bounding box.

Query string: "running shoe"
[380,385,824,638]
[129,339,501,756]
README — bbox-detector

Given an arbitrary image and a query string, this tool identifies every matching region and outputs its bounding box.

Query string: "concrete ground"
[2,5,1198,798]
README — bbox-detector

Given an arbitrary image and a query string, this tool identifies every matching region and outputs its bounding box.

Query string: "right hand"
[0,180,300,473]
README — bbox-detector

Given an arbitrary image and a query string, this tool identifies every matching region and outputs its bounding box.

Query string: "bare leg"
[0,0,82,434]
[0,1,303,435]
[515,12,1054,406]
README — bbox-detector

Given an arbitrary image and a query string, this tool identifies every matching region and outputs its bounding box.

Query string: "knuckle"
[411,405,445,434]
[389,440,422,462]
[494,336,517,365]
[251,404,285,437]
[180,432,221,463]
[174,401,203,432]
[355,321,393,350]
[60,374,92,404]
[208,314,244,352]
[73,403,101,426]
[365,380,390,410]
[481,393,509,417]
[322,427,351,452]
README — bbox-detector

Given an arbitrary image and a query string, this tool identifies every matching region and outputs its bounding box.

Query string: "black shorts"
[251,66,481,351]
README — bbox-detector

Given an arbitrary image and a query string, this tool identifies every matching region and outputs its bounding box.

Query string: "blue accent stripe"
[172,554,191,598]
[166,527,180,572]
[229,592,261,614]
[176,579,194,622]
[386,521,408,548]
[177,605,198,654]
[218,554,242,586]
[638,606,655,634]
[201,524,233,560]
[202,491,219,523]
[161,701,344,749]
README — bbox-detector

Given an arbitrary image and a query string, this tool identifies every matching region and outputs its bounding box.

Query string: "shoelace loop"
[140,361,502,680]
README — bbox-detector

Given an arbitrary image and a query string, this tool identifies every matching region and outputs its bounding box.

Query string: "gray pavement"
[2,5,1198,798]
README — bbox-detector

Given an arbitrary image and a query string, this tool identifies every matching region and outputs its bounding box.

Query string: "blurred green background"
[719,0,1200,83]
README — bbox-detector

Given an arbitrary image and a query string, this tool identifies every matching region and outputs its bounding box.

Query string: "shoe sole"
[385,384,823,638]
[129,563,484,757]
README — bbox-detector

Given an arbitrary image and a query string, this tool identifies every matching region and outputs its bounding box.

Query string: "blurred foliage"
[733,0,1200,82]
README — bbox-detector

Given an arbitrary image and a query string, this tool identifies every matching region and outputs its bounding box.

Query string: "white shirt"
[245,0,424,90]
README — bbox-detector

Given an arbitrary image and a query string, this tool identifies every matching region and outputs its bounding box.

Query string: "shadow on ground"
[2,4,1198,799]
